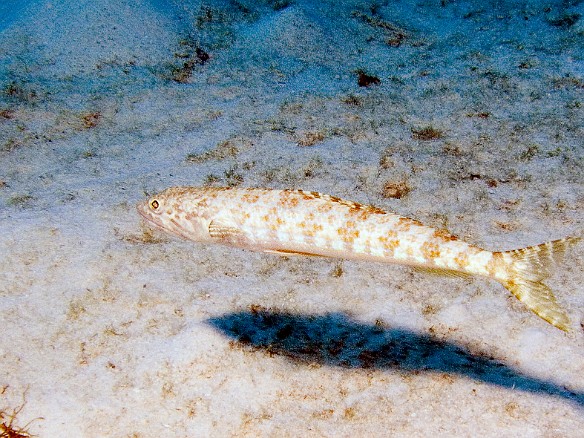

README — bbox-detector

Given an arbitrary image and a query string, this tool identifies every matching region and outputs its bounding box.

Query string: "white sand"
[1,0,583,436]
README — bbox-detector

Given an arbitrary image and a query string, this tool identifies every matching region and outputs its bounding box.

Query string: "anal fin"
[264,249,324,257]
[413,266,472,279]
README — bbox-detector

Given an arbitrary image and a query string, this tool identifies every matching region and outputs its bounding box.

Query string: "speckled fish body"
[138,187,579,331]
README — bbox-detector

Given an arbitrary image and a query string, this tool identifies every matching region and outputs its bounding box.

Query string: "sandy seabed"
[0,0,583,436]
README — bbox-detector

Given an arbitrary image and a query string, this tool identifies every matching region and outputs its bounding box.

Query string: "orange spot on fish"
[279,196,299,208]
[421,241,441,259]
[486,252,503,276]
[454,253,469,268]
[357,210,371,220]
[242,193,260,203]
[383,238,400,250]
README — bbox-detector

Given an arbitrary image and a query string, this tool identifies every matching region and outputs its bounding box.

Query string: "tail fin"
[499,236,580,331]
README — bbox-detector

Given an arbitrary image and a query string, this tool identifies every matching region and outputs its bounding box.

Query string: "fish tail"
[498,236,580,331]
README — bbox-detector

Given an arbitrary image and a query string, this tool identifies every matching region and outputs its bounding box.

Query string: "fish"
[137,186,580,331]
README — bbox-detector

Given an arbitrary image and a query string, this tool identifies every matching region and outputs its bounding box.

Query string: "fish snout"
[136,200,151,220]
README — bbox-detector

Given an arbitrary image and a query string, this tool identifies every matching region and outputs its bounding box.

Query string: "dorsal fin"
[292,190,387,215]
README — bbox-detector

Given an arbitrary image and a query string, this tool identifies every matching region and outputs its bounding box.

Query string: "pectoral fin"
[208,219,244,241]
[208,221,323,256]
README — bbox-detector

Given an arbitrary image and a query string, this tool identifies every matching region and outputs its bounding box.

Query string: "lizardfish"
[137,187,580,331]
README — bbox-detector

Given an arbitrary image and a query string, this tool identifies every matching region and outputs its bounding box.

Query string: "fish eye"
[150,199,159,210]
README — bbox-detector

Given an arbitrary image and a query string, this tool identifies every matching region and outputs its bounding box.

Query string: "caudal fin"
[499,236,580,332]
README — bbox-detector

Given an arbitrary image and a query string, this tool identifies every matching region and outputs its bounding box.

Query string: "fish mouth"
[136,200,193,240]
[136,201,151,221]
[136,201,165,230]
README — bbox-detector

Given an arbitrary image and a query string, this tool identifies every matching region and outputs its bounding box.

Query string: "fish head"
[136,187,214,242]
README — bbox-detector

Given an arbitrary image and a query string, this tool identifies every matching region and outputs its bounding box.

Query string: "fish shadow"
[207,310,583,407]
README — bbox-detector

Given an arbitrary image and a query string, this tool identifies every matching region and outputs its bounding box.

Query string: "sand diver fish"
[137,187,580,331]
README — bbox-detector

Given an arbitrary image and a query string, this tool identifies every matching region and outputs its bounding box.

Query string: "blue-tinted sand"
[0,0,582,435]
